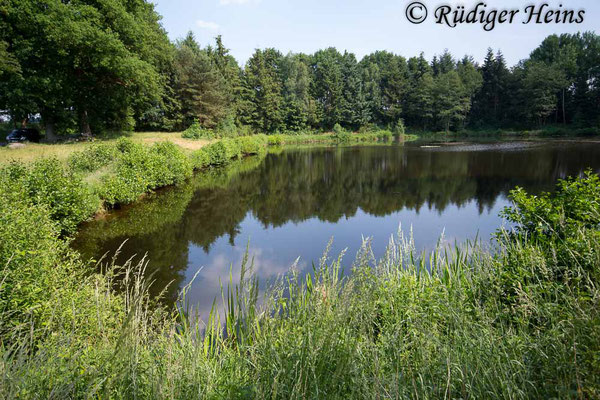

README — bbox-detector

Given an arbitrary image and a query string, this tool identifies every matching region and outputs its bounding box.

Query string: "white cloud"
[195,20,220,30]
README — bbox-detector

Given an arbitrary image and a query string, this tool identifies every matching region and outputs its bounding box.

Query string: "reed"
[1,168,598,399]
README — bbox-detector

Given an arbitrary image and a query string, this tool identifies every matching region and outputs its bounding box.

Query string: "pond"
[73,139,600,317]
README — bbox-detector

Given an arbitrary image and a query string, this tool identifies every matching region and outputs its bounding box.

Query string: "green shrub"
[190,147,211,170]
[222,138,243,160]
[190,136,269,170]
[332,123,344,135]
[267,134,283,146]
[500,171,600,284]
[394,119,406,135]
[0,168,99,342]
[2,159,99,235]
[238,135,268,155]
[148,141,193,187]
[182,120,215,139]
[68,143,118,173]
[358,124,378,134]
[215,114,239,138]
[98,139,192,206]
[201,141,230,166]
[332,124,351,143]
[376,129,393,141]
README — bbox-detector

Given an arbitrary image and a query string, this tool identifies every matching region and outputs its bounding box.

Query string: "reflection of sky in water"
[72,140,600,320]
[183,198,508,319]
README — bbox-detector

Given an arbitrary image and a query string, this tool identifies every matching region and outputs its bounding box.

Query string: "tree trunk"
[562,89,566,125]
[79,109,92,137]
[42,112,59,143]
[45,121,58,143]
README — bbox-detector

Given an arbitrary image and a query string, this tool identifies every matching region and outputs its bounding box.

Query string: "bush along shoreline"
[1,166,599,397]
[0,130,405,236]
[181,122,418,146]
[58,135,272,214]
[24,131,408,216]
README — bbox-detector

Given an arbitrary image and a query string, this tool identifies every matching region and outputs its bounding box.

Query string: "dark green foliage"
[360,51,409,126]
[2,10,599,136]
[241,49,285,133]
[174,33,229,130]
[0,0,173,137]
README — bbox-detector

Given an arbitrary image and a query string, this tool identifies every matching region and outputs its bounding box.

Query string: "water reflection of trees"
[73,143,600,303]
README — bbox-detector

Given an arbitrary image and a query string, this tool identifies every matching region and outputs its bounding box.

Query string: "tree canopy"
[1,1,599,138]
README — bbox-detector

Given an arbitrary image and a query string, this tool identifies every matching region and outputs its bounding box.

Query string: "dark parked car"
[6,128,41,143]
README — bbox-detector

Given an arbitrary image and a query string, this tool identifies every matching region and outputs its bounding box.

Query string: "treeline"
[1,0,599,138]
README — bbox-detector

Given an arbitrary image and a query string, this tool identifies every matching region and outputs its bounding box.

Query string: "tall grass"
[2,219,599,398]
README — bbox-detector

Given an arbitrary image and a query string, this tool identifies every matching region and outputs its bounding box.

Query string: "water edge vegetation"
[0,134,599,397]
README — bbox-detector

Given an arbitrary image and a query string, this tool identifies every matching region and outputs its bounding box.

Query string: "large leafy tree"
[0,0,172,139]
[520,61,568,126]
[432,49,456,76]
[432,71,470,132]
[340,52,371,129]
[360,51,408,126]
[208,35,243,123]
[281,53,317,131]
[529,33,600,126]
[457,56,483,127]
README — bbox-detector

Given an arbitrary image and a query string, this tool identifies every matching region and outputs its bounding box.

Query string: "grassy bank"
[413,125,600,140]
[182,124,418,146]
[266,131,419,145]
[0,131,211,165]
[0,130,415,166]
[1,131,407,217]
[1,167,599,397]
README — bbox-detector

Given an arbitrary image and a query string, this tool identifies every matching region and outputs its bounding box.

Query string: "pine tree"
[472,48,509,127]
[310,48,344,129]
[432,71,469,132]
[174,32,228,128]
[340,52,371,129]
[405,54,434,130]
[208,35,242,122]
[241,48,285,133]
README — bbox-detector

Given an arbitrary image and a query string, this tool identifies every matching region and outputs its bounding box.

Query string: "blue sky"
[153,0,599,66]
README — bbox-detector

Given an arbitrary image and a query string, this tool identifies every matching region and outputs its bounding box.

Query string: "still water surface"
[73,139,600,316]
